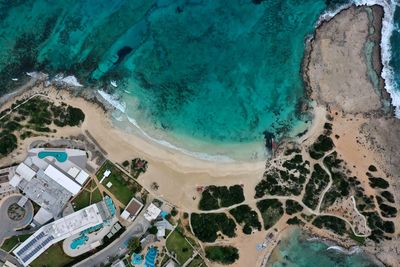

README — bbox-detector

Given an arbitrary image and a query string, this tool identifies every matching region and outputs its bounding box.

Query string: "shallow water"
[267,228,383,267]
[0,0,398,159]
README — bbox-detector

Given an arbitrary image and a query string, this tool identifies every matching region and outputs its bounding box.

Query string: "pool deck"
[63,217,118,257]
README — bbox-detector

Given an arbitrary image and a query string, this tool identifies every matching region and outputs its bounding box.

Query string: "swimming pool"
[38,151,68,162]
[144,246,158,267]
[70,235,88,249]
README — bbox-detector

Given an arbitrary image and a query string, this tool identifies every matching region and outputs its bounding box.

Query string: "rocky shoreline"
[302,4,400,267]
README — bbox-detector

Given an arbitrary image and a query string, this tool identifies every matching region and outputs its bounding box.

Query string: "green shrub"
[0,132,17,156]
[190,213,236,242]
[256,199,284,230]
[198,185,244,210]
[285,200,303,215]
[312,216,347,235]
[369,177,389,189]
[229,205,261,234]
[205,246,239,265]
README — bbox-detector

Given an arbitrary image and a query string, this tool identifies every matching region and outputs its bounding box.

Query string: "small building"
[120,197,144,221]
[143,203,161,222]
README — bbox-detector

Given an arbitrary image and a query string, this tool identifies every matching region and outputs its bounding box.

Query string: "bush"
[0,132,17,156]
[229,205,261,234]
[380,191,395,203]
[205,246,239,265]
[256,199,284,230]
[369,177,389,189]
[122,160,129,167]
[287,216,304,225]
[198,185,244,210]
[368,165,377,172]
[285,200,303,215]
[312,216,347,235]
[302,164,330,210]
[190,213,236,242]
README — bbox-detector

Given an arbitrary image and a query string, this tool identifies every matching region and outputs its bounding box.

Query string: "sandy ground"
[0,85,265,213]
[305,5,400,266]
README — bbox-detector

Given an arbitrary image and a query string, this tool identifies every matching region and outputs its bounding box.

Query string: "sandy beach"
[0,3,399,267]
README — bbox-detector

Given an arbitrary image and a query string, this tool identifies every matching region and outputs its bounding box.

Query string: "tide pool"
[267,228,383,267]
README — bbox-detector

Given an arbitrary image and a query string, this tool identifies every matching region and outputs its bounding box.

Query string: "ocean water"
[0,0,398,160]
[267,228,384,267]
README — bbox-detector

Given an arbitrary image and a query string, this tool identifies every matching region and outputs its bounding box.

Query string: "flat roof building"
[9,148,90,224]
[120,197,144,221]
[13,197,116,266]
[143,203,161,222]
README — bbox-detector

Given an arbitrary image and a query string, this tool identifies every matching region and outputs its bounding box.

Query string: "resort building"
[120,197,144,221]
[9,148,90,225]
[13,197,116,267]
[143,203,161,222]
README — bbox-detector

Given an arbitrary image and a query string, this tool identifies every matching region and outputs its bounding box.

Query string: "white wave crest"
[97,90,126,113]
[319,0,400,117]
[327,245,362,255]
[356,0,400,117]
[97,89,233,162]
[126,115,234,162]
[53,74,83,87]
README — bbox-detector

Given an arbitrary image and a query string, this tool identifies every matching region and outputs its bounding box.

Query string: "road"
[74,215,150,267]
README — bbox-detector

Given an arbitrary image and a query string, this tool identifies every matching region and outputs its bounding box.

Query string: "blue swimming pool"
[144,246,158,267]
[70,235,88,249]
[38,151,68,162]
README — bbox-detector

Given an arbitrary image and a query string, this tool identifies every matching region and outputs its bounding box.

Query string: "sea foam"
[97,89,234,162]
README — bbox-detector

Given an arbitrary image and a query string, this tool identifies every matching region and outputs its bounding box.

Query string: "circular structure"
[0,194,34,241]
[7,203,26,221]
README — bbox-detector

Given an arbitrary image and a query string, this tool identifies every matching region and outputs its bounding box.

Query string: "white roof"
[157,227,165,237]
[33,207,53,225]
[67,167,80,178]
[75,170,89,185]
[9,174,22,187]
[144,203,161,222]
[16,163,36,181]
[14,203,104,266]
[44,165,82,195]
[104,170,111,177]
[120,210,130,220]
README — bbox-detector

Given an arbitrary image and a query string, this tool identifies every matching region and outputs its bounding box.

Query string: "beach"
[0,2,399,267]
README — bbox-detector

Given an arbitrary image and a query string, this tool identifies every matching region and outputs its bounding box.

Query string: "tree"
[148,225,158,235]
[128,237,142,253]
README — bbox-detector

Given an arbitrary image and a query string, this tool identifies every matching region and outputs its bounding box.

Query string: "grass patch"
[30,243,73,267]
[187,255,205,267]
[1,234,31,252]
[91,188,103,203]
[96,160,142,206]
[166,230,194,265]
[72,190,91,210]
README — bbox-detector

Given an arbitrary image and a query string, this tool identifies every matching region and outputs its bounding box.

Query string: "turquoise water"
[0,0,343,155]
[38,151,68,162]
[267,228,383,267]
[70,235,88,249]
